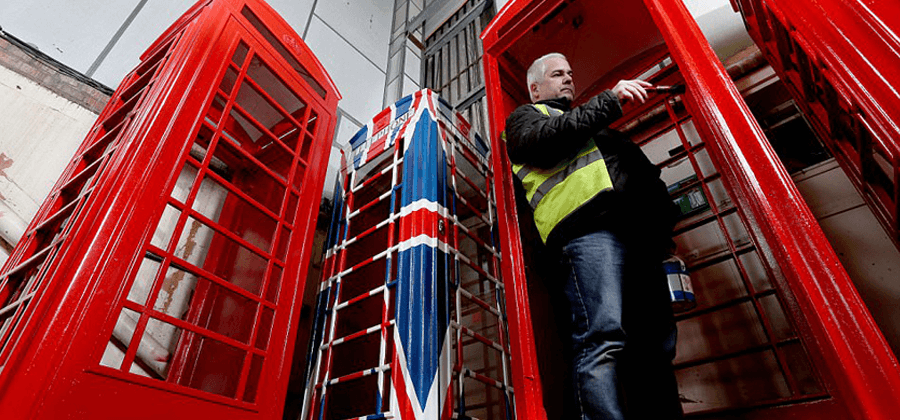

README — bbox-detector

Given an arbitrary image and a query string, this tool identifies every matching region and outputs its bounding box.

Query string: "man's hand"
[613,79,652,104]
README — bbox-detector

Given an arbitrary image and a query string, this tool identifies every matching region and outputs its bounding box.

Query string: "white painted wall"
[693,4,755,61]
[0,65,99,265]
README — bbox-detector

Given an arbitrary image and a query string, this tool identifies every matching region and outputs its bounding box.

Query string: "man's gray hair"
[527,52,567,101]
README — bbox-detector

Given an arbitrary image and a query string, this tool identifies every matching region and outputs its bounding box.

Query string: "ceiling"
[496,0,754,101]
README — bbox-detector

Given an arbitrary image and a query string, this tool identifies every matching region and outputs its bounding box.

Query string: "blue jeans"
[559,229,682,420]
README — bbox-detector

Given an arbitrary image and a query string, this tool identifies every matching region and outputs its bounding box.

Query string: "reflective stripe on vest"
[508,103,614,243]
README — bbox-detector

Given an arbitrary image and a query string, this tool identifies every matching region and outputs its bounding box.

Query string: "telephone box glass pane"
[178,335,246,398]
[127,254,162,305]
[246,55,307,122]
[133,317,184,379]
[152,265,199,320]
[84,4,335,409]
[241,7,327,99]
[209,134,286,213]
[174,216,268,295]
[192,176,279,252]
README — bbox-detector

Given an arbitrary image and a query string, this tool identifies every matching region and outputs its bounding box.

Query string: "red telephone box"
[480,1,900,419]
[0,0,338,418]
[736,0,900,249]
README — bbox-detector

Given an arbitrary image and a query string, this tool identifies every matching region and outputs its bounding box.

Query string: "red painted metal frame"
[737,0,900,249]
[481,53,544,420]
[642,2,900,419]
[0,0,339,418]
[482,0,900,419]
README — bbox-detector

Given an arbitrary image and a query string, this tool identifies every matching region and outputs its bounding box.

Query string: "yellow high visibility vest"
[508,103,614,243]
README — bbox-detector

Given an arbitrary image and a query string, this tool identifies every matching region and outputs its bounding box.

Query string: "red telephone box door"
[0,1,339,418]
[479,1,900,420]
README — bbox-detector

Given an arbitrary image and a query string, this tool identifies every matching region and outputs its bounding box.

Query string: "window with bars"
[627,57,827,415]
[96,37,324,403]
[421,0,495,145]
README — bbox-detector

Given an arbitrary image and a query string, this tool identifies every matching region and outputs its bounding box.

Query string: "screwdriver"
[646,85,686,94]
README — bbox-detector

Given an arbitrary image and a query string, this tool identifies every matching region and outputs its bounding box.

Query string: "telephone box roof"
[481,0,666,104]
[145,0,341,104]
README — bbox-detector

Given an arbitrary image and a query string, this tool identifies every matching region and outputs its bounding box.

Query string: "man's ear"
[529,83,539,100]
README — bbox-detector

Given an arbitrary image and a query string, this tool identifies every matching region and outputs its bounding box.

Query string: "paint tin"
[663,255,696,312]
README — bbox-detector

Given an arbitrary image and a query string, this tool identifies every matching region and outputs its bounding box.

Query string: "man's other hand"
[613,79,652,104]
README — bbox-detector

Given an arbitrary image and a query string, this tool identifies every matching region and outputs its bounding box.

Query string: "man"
[504,52,683,419]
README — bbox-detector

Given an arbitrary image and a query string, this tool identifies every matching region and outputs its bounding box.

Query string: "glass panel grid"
[423,1,493,141]
[240,6,327,99]
[97,35,324,404]
[643,100,826,414]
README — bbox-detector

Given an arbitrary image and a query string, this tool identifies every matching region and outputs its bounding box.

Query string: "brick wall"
[0,33,111,113]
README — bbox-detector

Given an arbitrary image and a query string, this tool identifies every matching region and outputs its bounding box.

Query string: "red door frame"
[643,1,900,418]
[480,1,900,419]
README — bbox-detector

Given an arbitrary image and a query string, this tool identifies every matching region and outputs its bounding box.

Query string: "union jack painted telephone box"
[301,89,514,420]
[0,0,339,418]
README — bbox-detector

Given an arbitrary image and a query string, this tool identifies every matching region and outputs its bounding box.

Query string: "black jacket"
[505,92,679,252]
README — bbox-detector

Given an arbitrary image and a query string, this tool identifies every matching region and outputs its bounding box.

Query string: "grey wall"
[0,0,428,200]
[1,0,421,141]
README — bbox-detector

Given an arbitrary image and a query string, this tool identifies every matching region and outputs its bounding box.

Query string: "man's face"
[531,56,574,102]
